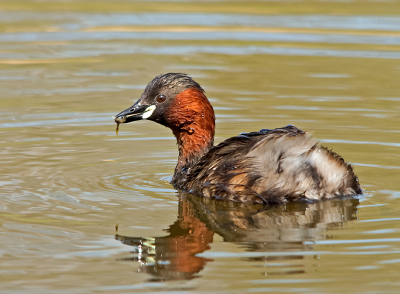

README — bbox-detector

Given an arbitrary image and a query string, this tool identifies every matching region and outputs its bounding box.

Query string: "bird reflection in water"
[116,194,359,281]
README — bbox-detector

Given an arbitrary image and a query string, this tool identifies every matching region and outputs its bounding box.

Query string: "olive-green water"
[1,1,400,293]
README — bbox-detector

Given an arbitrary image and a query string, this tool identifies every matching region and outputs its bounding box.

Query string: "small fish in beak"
[112,116,120,136]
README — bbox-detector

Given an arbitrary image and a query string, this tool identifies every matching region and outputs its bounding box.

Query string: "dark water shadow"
[116,194,359,281]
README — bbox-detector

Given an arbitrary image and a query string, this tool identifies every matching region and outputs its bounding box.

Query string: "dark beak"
[113,104,153,124]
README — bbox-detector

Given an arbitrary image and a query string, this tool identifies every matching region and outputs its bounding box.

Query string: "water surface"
[0,1,400,293]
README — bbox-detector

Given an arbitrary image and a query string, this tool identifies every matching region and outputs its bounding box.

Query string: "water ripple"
[2,12,400,31]
[320,139,400,148]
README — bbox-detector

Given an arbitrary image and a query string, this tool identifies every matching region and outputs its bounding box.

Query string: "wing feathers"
[182,125,361,204]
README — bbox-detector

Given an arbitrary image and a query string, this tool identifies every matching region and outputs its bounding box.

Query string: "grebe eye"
[156,94,166,103]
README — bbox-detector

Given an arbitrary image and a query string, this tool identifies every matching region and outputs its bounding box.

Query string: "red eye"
[156,94,166,103]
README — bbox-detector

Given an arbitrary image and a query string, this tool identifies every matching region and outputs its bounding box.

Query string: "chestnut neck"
[165,88,215,173]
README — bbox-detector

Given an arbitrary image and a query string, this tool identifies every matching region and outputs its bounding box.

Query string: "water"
[0,1,400,293]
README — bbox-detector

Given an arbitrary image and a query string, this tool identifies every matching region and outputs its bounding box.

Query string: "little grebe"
[114,73,362,204]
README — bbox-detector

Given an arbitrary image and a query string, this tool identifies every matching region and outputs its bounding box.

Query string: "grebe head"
[114,73,215,168]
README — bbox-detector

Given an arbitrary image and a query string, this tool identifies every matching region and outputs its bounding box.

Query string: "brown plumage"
[114,73,362,204]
